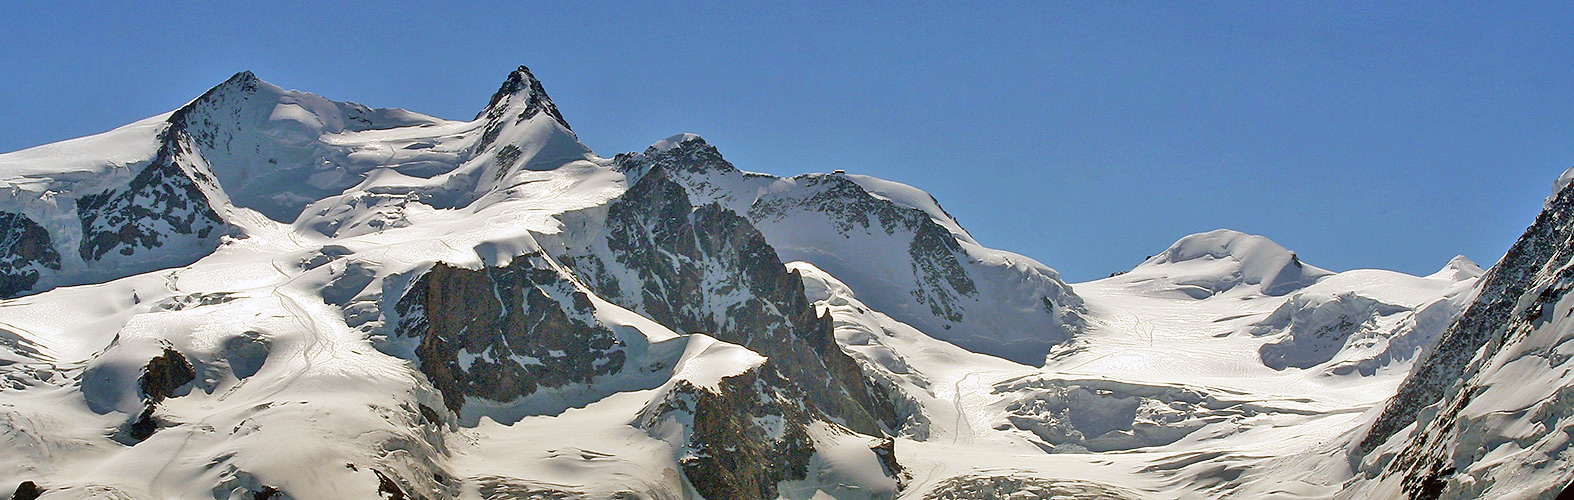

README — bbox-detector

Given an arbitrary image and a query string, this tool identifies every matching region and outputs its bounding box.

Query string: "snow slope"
[0,66,1562,500]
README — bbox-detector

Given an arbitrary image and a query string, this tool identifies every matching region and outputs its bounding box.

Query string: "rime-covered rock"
[1354,169,1574,498]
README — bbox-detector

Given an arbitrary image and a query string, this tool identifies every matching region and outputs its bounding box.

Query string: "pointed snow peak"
[227,70,259,85]
[176,71,265,117]
[1548,166,1574,208]
[475,65,570,130]
[486,66,542,107]
[1429,254,1485,281]
[207,70,269,98]
[651,133,706,153]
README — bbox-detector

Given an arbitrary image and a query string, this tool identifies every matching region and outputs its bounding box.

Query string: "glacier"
[0,66,1569,499]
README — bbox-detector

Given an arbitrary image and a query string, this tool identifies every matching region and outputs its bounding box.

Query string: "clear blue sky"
[3,2,1571,281]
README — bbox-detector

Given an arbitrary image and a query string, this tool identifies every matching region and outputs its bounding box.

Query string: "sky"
[2,2,1571,281]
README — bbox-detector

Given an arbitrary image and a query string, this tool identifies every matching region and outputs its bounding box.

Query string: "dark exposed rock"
[612,134,742,178]
[640,370,817,500]
[1401,460,1454,500]
[493,145,523,182]
[574,166,893,434]
[417,403,442,427]
[126,347,196,442]
[140,347,195,403]
[76,74,233,263]
[475,66,571,145]
[9,481,41,500]
[923,474,1140,500]
[251,486,280,500]
[394,254,625,413]
[474,476,587,500]
[748,173,978,323]
[613,134,1084,366]
[373,469,411,500]
[1352,180,1574,498]
[0,211,60,298]
[907,216,977,323]
[872,437,904,486]
[1360,180,1574,456]
[551,165,900,496]
[128,405,160,441]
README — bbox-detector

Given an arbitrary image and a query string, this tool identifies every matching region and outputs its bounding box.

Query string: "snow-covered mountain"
[0,66,1565,499]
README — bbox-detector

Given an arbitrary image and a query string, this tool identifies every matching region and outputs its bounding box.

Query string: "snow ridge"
[0,65,1561,500]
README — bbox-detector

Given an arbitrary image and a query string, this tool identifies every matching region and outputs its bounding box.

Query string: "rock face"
[922,474,1141,500]
[75,72,249,264]
[0,212,59,297]
[395,254,625,413]
[1355,174,1574,498]
[551,165,901,496]
[385,159,900,497]
[564,165,893,434]
[612,134,1085,365]
[749,173,979,325]
[129,347,196,441]
[9,481,42,500]
[639,371,818,500]
[476,65,571,135]
[75,146,223,263]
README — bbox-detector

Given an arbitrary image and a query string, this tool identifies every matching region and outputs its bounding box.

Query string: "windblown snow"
[0,67,1567,500]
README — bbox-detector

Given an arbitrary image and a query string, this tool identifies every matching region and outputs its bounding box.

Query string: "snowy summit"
[0,67,1571,500]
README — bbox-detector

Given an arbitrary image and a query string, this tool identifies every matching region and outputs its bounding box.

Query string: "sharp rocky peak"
[649,133,707,153]
[614,132,738,178]
[221,70,260,88]
[475,65,570,130]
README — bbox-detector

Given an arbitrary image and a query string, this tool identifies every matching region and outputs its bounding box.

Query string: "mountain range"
[0,66,1569,500]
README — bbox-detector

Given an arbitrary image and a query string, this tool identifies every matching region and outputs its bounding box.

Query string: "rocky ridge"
[0,65,1565,500]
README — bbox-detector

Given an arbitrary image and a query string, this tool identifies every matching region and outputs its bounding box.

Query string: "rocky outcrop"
[139,347,196,403]
[551,166,901,496]
[0,211,60,297]
[568,166,893,434]
[129,347,196,441]
[750,174,979,324]
[613,134,1084,366]
[640,370,817,500]
[923,474,1140,500]
[476,65,571,132]
[76,151,222,262]
[613,133,746,178]
[1360,181,1574,455]
[8,481,41,500]
[394,254,625,413]
[1355,175,1574,498]
[76,74,234,263]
